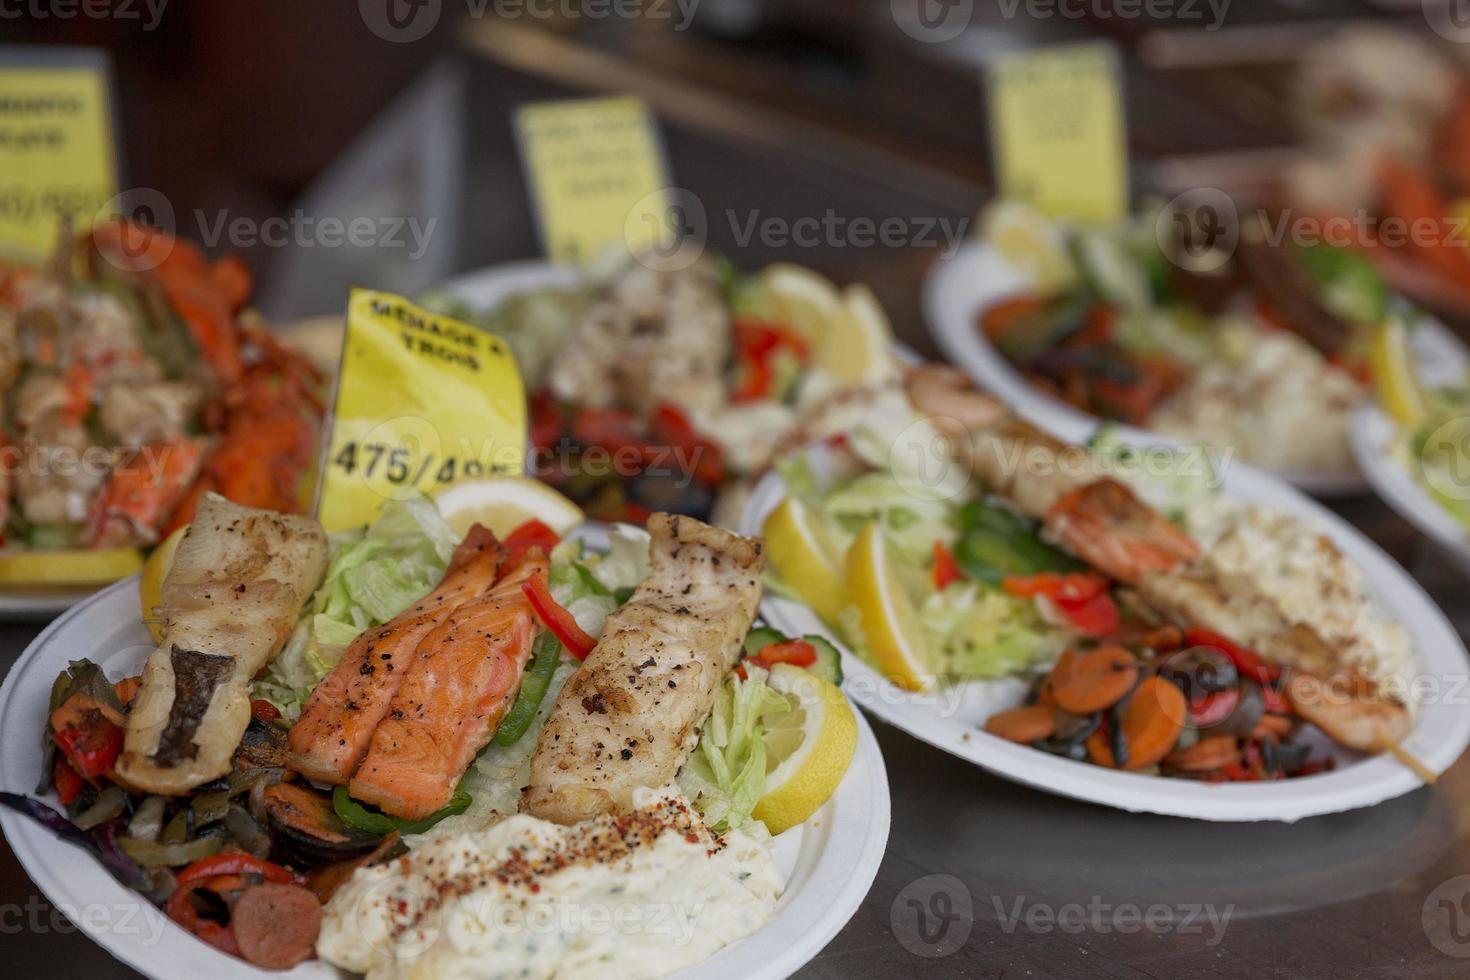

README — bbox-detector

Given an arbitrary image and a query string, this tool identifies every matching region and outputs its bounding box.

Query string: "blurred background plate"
[741,442,1470,822]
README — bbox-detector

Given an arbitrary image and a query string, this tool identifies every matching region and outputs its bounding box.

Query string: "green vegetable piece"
[742,627,785,658]
[332,781,472,837]
[494,632,563,747]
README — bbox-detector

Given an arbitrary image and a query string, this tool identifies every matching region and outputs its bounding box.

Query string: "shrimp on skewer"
[904,362,1419,767]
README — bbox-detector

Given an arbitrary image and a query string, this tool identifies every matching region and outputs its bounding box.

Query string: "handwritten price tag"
[0,47,118,258]
[315,289,526,532]
[515,95,673,263]
[987,43,1128,224]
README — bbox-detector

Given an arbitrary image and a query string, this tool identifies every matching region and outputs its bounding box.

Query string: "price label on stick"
[315,289,527,533]
[986,43,1128,224]
[514,96,673,263]
[0,47,119,258]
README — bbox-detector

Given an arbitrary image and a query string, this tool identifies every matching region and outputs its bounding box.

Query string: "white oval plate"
[1353,408,1470,579]
[922,240,1468,498]
[740,446,1470,822]
[0,578,890,980]
[1349,324,1470,579]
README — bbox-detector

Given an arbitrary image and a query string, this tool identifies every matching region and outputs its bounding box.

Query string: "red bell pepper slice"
[529,390,565,453]
[1184,628,1281,684]
[51,704,123,781]
[250,699,281,724]
[176,853,296,888]
[732,354,774,403]
[1188,687,1239,729]
[650,402,725,486]
[750,639,817,670]
[1055,590,1120,638]
[931,541,963,590]
[1001,572,1107,603]
[52,757,84,806]
[571,407,655,462]
[503,519,560,559]
[166,882,240,956]
[522,573,597,659]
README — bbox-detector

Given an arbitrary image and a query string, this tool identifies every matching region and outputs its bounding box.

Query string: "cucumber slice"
[743,626,785,658]
[802,635,844,685]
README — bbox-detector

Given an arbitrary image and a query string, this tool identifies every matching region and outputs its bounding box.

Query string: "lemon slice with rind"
[844,522,939,692]
[752,662,858,835]
[434,476,585,540]
[762,497,846,627]
[139,524,188,643]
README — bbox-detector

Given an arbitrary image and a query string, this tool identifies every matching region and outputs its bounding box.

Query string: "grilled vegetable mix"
[984,626,1333,781]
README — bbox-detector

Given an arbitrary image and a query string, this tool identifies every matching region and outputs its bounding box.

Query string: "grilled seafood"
[548,260,730,420]
[287,526,504,785]
[523,513,764,824]
[117,494,328,794]
[0,220,323,553]
[349,550,544,820]
[906,363,1413,755]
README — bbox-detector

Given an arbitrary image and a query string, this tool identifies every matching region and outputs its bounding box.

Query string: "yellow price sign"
[515,96,673,263]
[987,43,1128,225]
[0,49,118,258]
[316,289,527,532]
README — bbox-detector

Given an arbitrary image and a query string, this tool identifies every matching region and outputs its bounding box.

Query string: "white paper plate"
[0,585,111,621]
[1349,324,1470,579]
[922,240,1433,498]
[740,445,1470,822]
[0,579,890,980]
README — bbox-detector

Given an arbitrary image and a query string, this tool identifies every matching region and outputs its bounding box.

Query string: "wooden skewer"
[1387,742,1438,786]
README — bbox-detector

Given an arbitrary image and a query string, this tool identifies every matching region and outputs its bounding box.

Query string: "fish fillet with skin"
[117,494,328,795]
[349,551,546,820]
[523,513,764,825]
[287,525,503,785]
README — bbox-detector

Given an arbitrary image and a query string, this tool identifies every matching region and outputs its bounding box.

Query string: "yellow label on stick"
[515,96,672,263]
[0,58,118,258]
[987,44,1128,225]
[316,289,526,533]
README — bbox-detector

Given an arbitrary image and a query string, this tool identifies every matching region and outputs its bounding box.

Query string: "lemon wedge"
[1369,320,1428,426]
[140,524,188,642]
[761,263,841,340]
[762,497,847,627]
[751,662,858,835]
[844,522,939,691]
[981,199,1076,294]
[811,283,898,386]
[0,547,143,588]
[434,476,585,539]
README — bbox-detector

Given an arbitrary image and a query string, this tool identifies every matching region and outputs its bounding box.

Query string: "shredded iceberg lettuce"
[253,497,460,719]
[920,582,1061,679]
[678,664,789,838]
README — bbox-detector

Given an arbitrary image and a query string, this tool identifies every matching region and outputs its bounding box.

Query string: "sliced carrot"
[1049,646,1140,715]
[1119,676,1187,771]
[984,704,1057,744]
[1164,735,1240,772]
[114,676,142,709]
[1085,724,1115,768]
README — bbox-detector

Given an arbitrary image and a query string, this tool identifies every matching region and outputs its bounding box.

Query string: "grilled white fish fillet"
[117,494,328,794]
[547,261,729,419]
[522,513,764,825]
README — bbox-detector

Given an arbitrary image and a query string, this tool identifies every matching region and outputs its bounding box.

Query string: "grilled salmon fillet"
[287,525,503,784]
[349,550,546,820]
[522,513,764,825]
[117,494,328,795]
